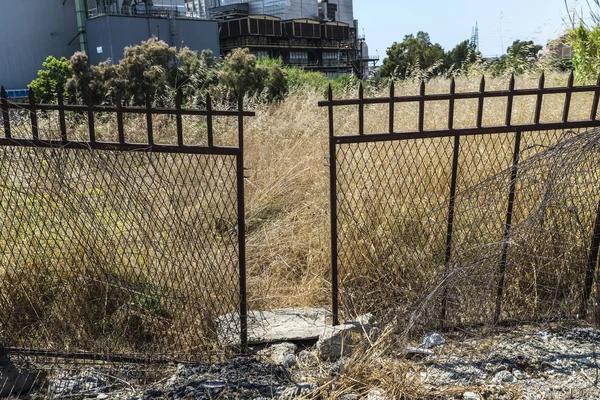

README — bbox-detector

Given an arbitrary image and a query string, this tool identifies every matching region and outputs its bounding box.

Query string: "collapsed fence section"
[320,74,600,331]
[0,87,253,370]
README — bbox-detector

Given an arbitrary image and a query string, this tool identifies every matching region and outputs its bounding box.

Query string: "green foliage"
[29,56,72,103]
[567,24,600,83]
[443,40,481,75]
[379,32,445,79]
[218,48,287,101]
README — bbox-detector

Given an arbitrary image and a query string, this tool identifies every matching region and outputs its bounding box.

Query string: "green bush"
[567,24,600,83]
[29,56,72,103]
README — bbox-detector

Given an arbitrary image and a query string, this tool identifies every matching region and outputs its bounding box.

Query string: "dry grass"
[1,73,599,367]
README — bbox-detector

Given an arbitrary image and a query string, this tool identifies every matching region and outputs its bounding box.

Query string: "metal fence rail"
[319,73,600,328]
[0,87,253,367]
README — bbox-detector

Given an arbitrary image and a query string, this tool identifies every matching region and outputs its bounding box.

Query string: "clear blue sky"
[354,0,587,62]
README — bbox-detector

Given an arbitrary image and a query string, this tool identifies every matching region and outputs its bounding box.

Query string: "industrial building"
[0,0,220,93]
[0,0,375,94]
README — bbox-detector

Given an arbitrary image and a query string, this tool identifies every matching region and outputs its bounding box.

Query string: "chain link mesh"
[335,127,600,333]
[0,107,243,365]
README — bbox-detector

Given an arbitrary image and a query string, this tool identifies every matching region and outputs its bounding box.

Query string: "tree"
[444,40,480,74]
[506,40,543,59]
[379,32,445,78]
[28,56,72,103]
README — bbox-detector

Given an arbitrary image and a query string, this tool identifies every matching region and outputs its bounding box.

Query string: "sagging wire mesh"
[335,127,600,333]
[0,108,243,365]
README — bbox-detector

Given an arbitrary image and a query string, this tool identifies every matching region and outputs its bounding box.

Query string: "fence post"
[145,93,154,146]
[328,84,339,326]
[389,82,394,134]
[29,90,39,140]
[418,80,425,132]
[206,93,213,147]
[237,95,248,352]
[87,93,96,144]
[176,88,183,146]
[358,83,364,135]
[581,201,600,318]
[494,129,522,324]
[1,87,11,138]
[440,78,460,328]
[116,93,124,144]
[57,90,67,142]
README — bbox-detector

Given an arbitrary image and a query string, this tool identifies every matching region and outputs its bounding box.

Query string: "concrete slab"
[217,307,332,345]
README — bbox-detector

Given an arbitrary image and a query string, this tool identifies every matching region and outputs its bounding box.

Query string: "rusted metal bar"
[0,137,240,155]
[581,200,600,318]
[389,82,394,134]
[494,130,522,324]
[440,79,459,327]
[176,88,184,146]
[57,90,67,142]
[237,95,248,353]
[358,83,364,135]
[328,84,340,326]
[505,74,515,126]
[418,80,425,132]
[317,83,599,108]
[590,73,600,121]
[87,93,96,143]
[534,73,545,124]
[477,76,485,128]
[116,93,125,144]
[563,71,575,123]
[28,90,39,140]
[332,119,600,144]
[145,94,154,146]
[207,93,214,147]
[0,101,254,118]
[0,86,10,138]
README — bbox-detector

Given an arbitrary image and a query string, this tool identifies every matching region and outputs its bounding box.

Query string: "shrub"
[29,56,72,103]
[567,23,600,83]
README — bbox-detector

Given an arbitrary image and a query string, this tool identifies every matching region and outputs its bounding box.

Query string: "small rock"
[330,357,349,376]
[278,383,316,399]
[297,350,318,366]
[48,370,107,397]
[339,393,359,400]
[403,347,434,359]
[368,388,388,400]
[258,342,298,364]
[420,332,445,349]
[96,393,109,399]
[463,391,482,400]
[282,354,297,369]
[492,370,517,385]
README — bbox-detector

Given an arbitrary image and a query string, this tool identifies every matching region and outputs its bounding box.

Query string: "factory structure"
[0,0,376,94]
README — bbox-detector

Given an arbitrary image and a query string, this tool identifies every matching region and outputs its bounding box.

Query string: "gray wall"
[86,15,220,65]
[0,0,80,90]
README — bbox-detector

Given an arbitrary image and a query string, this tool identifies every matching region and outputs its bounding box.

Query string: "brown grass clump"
[1,72,599,359]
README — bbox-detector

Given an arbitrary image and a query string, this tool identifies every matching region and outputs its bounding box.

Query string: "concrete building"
[209,0,376,77]
[0,0,220,92]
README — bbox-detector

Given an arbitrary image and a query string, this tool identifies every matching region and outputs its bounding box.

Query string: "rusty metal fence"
[320,74,600,329]
[0,86,253,373]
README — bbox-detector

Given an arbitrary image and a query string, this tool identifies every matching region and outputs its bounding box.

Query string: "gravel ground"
[408,324,600,399]
[14,324,600,399]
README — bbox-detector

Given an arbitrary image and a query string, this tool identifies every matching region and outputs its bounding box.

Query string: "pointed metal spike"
[539,72,545,88]
[359,82,364,96]
[450,77,456,93]
[568,70,575,86]
[28,89,35,103]
[328,84,333,100]
[420,80,426,95]
[389,81,394,96]
[479,76,486,91]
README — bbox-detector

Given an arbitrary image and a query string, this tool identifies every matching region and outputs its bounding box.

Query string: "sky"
[354,0,590,63]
